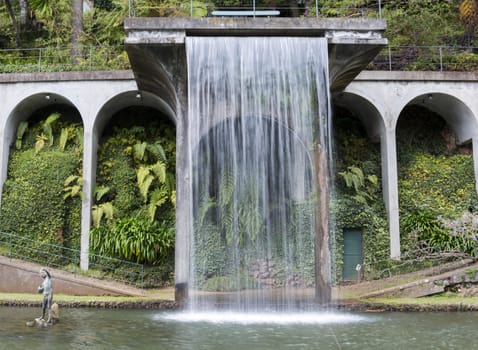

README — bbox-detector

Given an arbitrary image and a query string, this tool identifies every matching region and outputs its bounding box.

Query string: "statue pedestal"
[26,318,51,327]
[26,303,60,327]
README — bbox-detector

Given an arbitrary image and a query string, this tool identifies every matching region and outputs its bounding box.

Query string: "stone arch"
[333,91,400,259]
[78,90,177,270]
[187,114,317,300]
[94,90,176,134]
[395,92,478,254]
[398,92,477,144]
[333,91,386,142]
[0,92,82,201]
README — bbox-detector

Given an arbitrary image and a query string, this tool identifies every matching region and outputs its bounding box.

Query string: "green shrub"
[0,149,79,238]
[91,216,174,264]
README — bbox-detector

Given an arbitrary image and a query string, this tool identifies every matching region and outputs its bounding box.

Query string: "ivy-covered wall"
[0,110,84,263]
[333,104,478,282]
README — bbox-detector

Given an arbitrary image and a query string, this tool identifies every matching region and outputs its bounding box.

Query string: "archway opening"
[331,104,389,282]
[0,94,84,266]
[91,104,176,288]
[396,103,478,258]
[190,115,316,309]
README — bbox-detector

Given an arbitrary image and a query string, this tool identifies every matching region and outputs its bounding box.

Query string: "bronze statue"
[37,268,53,323]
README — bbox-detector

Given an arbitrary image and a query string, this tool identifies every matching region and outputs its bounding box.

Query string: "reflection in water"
[1,307,478,349]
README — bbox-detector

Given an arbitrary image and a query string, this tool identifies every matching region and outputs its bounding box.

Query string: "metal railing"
[0,46,130,74]
[0,231,144,289]
[2,45,478,74]
[359,245,473,281]
[369,46,478,72]
[127,0,383,18]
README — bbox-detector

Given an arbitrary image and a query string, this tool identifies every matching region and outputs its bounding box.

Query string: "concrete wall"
[0,71,171,271]
[0,256,141,295]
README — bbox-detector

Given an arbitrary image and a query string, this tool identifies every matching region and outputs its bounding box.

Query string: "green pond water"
[1,307,477,349]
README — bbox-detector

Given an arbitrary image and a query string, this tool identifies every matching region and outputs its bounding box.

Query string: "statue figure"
[37,268,53,323]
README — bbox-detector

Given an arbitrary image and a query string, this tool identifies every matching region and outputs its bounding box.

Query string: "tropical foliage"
[396,108,478,259]
[89,109,176,269]
[0,0,474,51]
[0,112,84,259]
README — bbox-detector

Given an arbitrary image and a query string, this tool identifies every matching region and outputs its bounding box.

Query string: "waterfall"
[186,37,332,310]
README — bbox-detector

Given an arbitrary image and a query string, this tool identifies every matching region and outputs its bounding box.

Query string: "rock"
[51,303,60,323]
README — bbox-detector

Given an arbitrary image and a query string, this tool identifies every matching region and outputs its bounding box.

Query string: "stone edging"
[0,299,178,309]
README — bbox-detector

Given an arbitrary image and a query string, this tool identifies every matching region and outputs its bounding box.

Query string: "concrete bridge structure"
[2,70,478,284]
[1,18,478,301]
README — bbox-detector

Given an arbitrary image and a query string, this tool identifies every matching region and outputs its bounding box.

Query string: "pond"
[1,307,477,349]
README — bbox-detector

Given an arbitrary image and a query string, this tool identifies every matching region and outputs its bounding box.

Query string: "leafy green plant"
[63,174,84,200]
[90,217,174,264]
[338,165,378,205]
[34,112,60,153]
[91,186,116,228]
[1,111,83,262]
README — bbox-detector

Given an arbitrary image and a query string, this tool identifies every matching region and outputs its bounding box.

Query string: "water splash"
[186,37,331,310]
[157,311,367,325]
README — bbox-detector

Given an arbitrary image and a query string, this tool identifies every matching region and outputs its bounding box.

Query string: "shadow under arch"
[333,92,386,143]
[400,92,477,144]
[94,90,176,136]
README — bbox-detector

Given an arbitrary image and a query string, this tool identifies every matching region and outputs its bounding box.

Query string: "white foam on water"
[155,311,369,325]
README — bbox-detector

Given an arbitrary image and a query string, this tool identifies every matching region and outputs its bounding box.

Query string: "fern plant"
[34,112,60,153]
[63,174,84,200]
[338,165,378,205]
[91,186,116,227]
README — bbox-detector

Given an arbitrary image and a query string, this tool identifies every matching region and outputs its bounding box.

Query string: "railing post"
[315,0,319,17]
[439,46,443,72]
[388,45,392,71]
[378,0,382,19]
[89,47,93,71]
[9,233,12,261]
[38,48,42,72]
[190,0,193,17]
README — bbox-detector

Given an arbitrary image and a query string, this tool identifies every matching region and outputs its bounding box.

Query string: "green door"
[342,228,363,280]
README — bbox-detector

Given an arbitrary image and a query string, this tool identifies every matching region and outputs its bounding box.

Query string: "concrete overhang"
[125,17,386,38]
[124,17,387,110]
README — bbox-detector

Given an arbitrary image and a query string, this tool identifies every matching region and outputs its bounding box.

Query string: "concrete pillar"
[79,128,98,270]
[174,111,190,303]
[381,127,401,259]
[314,143,331,304]
[473,136,478,195]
